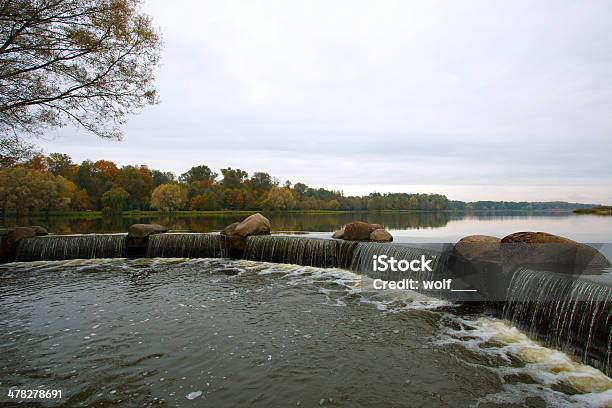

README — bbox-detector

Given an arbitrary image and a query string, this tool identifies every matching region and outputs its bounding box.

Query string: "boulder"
[221,222,240,237]
[342,222,384,241]
[231,213,271,238]
[0,227,38,262]
[501,231,570,244]
[500,231,609,273]
[29,225,48,236]
[453,235,501,261]
[370,229,393,242]
[126,224,168,258]
[332,228,344,239]
[127,224,168,239]
[221,213,271,253]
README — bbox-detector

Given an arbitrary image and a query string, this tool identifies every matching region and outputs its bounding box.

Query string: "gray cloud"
[38,0,612,203]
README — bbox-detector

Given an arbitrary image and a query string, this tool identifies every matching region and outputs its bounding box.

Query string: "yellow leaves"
[66,28,99,49]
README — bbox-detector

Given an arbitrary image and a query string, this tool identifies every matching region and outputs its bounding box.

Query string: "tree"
[46,152,74,179]
[120,165,150,209]
[179,165,216,185]
[150,183,186,212]
[101,186,129,214]
[220,167,247,189]
[250,172,273,192]
[0,166,76,214]
[293,182,307,199]
[0,0,161,139]
[151,169,175,188]
[75,160,103,209]
[0,134,37,167]
[260,187,297,210]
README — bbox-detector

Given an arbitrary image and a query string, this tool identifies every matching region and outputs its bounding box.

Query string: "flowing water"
[243,235,358,269]
[502,268,612,375]
[1,258,611,407]
[15,234,127,262]
[146,233,226,259]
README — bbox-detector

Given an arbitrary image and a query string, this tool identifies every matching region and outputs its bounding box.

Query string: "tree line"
[0,153,594,215]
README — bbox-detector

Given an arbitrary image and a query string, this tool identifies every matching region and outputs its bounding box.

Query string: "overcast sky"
[38,0,612,203]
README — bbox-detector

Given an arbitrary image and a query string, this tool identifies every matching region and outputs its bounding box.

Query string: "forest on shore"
[0,153,595,215]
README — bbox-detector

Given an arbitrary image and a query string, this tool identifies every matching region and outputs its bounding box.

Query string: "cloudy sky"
[38,0,612,203]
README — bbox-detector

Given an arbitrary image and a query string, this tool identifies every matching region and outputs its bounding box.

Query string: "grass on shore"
[573,206,612,215]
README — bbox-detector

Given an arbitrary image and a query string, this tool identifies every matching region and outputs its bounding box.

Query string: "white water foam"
[436,315,612,407]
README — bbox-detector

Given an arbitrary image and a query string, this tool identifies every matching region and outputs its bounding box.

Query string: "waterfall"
[243,236,450,276]
[146,233,226,258]
[16,234,127,261]
[243,235,358,268]
[503,268,612,375]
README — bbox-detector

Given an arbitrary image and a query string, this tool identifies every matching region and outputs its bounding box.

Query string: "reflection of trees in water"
[266,212,451,231]
[4,210,571,234]
[2,212,452,233]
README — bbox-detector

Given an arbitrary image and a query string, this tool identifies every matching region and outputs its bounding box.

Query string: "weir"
[502,268,612,375]
[243,235,358,268]
[145,233,226,258]
[15,234,127,261]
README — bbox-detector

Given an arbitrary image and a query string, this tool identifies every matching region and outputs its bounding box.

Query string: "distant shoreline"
[1,208,586,218]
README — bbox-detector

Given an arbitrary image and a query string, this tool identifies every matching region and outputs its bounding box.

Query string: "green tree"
[46,153,75,179]
[120,165,150,209]
[220,168,248,189]
[293,182,307,200]
[101,187,130,214]
[249,172,273,192]
[151,169,175,188]
[179,165,217,185]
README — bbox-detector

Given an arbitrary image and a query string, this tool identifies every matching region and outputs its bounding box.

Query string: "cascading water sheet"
[15,234,127,261]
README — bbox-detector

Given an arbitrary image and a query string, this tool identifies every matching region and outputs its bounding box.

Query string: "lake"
[2,211,612,242]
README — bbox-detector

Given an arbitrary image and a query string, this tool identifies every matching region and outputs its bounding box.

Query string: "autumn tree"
[0,0,161,142]
[0,166,76,214]
[260,187,297,210]
[150,183,186,212]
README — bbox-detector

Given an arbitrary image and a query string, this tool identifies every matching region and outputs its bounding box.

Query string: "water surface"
[1,258,610,407]
[3,212,612,242]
